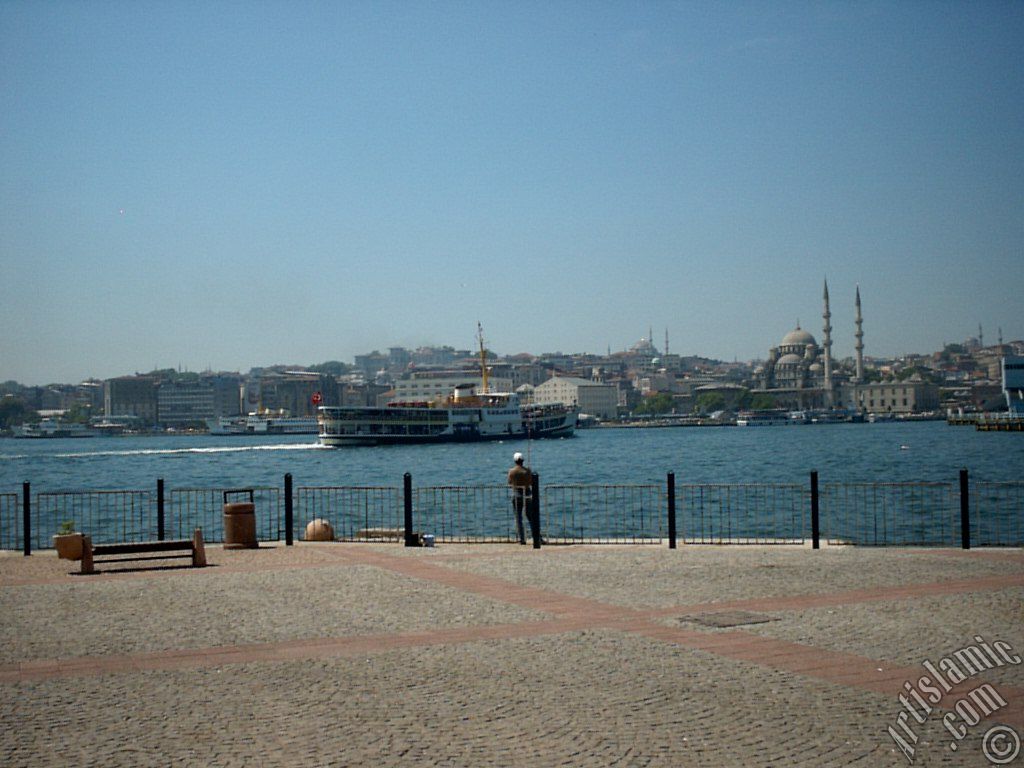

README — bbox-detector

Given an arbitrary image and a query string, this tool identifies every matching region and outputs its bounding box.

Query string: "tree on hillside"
[694,392,726,414]
[748,393,777,410]
[0,397,38,430]
[635,392,675,415]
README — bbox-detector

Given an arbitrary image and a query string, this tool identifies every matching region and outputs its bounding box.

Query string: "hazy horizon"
[3,2,1022,386]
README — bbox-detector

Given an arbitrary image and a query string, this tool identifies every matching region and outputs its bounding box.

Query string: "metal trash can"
[223,489,258,549]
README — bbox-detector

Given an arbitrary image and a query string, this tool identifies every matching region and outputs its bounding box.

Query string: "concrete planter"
[54,533,84,561]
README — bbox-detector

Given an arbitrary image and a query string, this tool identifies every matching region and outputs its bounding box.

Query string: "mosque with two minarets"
[753,280,866,410]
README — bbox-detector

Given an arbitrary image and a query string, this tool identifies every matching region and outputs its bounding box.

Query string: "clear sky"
[2,1,1022,385]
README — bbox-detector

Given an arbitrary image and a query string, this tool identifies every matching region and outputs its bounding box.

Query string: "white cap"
[513,452,524,462]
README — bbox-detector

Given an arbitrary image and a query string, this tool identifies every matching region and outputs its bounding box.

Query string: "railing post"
[157,478,165,541]
[22,481,31,557]
[530,472,541,549]
[284,473,294,546]
[810,470,820,550]
[667,472,677,549]
[959,468,970,550]
[403,473,415,546]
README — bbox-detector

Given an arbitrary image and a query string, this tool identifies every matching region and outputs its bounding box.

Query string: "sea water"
[2,421,1020,493]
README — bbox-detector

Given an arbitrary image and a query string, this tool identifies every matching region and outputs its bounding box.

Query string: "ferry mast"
[477,322,489,394]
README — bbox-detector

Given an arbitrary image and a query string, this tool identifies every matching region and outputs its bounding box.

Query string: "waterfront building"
[1004,356,1024,415]
[157,381,217,427]
[847,377,940,415]
[533,376,618,420]
[155,374,243,428]
[256,371,333,416]
[104,376,158,424]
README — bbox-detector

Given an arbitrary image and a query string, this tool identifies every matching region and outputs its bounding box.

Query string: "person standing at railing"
[507,452,534,545]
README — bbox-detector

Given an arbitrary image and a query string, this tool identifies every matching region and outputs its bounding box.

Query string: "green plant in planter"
[54,520,83,561]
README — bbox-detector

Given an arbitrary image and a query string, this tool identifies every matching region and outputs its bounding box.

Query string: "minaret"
[664,328,669,357]
[822,279,833,406]
[979,323,984,348]
[855,285,864,383]
[999,327,1004,346]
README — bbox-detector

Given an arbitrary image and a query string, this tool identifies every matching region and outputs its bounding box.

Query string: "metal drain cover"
[679,611,776,628]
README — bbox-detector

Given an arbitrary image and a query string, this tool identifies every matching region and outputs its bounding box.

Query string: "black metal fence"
[821,482,959,547]
[971,481,1024,547]
[544,484,665,543]
[5,470,1024,553]
[167,487,283,543]
[296,485,402,541]
[678,483,807,544]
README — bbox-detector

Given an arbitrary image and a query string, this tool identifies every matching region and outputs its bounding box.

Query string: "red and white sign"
[311,391,323,405]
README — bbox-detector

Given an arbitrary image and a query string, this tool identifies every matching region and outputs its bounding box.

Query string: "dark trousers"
[512,490,537,544]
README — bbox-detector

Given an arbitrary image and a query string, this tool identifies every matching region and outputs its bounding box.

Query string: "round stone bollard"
[304,518,335,542]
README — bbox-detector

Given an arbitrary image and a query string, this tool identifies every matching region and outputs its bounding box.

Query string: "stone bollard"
[304,518,335,542]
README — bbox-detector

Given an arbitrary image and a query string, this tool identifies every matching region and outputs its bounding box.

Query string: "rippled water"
[2,421,1020,493]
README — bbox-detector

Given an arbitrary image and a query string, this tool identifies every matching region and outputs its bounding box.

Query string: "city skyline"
[3,3,1022,386]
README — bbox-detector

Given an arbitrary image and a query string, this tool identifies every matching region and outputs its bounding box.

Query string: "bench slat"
[93,553,194,564]
[92,540,193,556]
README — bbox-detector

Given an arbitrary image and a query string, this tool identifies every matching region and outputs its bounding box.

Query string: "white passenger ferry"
[207,411,318,435]
[318,326,577,447]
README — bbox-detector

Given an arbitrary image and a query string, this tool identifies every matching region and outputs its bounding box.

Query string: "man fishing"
[507,452,534,544]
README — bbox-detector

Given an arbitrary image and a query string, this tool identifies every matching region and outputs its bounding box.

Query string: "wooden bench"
[81,528,207,574]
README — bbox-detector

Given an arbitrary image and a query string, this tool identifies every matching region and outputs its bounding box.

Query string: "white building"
[1003,356,1024,414]
[533,376,618,419]
[391,373,513,403]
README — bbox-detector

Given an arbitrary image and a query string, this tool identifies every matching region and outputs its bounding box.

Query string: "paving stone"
[0,543,1020,766]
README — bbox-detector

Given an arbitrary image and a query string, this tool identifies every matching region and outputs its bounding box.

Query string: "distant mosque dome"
[781,326,817,348]
[777,353,804,366]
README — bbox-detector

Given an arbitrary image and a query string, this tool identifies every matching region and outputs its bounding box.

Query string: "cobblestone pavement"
[1,543,1022,767]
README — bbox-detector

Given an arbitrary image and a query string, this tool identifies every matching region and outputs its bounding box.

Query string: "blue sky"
[2,1,1022,385]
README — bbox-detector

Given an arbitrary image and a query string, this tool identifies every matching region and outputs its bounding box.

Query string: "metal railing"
[0,492,19,551]
[295,486,402,541]
[414,485,515,543]
[820,482,958,546]
[971,481,1024,547]
[5,472,1023,552]
[168,487,283,543]
[34,489,155,548]
[545,484,664,543]
[678,483,806,544]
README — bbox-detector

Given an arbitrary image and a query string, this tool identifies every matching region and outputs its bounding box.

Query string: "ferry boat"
[735,410,805,427]
[13,419,97,438]
[207,412,318,435]
[318,326,577,447]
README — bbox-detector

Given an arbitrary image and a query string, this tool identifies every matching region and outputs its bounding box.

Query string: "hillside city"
[2,324,1022,434]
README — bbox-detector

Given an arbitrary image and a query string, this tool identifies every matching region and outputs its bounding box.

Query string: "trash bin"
[223,489,258,549]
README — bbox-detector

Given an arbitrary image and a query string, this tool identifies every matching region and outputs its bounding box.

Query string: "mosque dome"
[781,327,816,348]
[777,353,803,366]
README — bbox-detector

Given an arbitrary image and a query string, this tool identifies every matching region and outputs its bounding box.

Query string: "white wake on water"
[45,443,329,459]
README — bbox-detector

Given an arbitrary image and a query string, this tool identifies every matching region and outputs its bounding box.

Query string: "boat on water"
[736,408,865,426]
[318,326,577,447]
[207,411,318,435]
[735,410,805,427]
[13,419,97,438]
